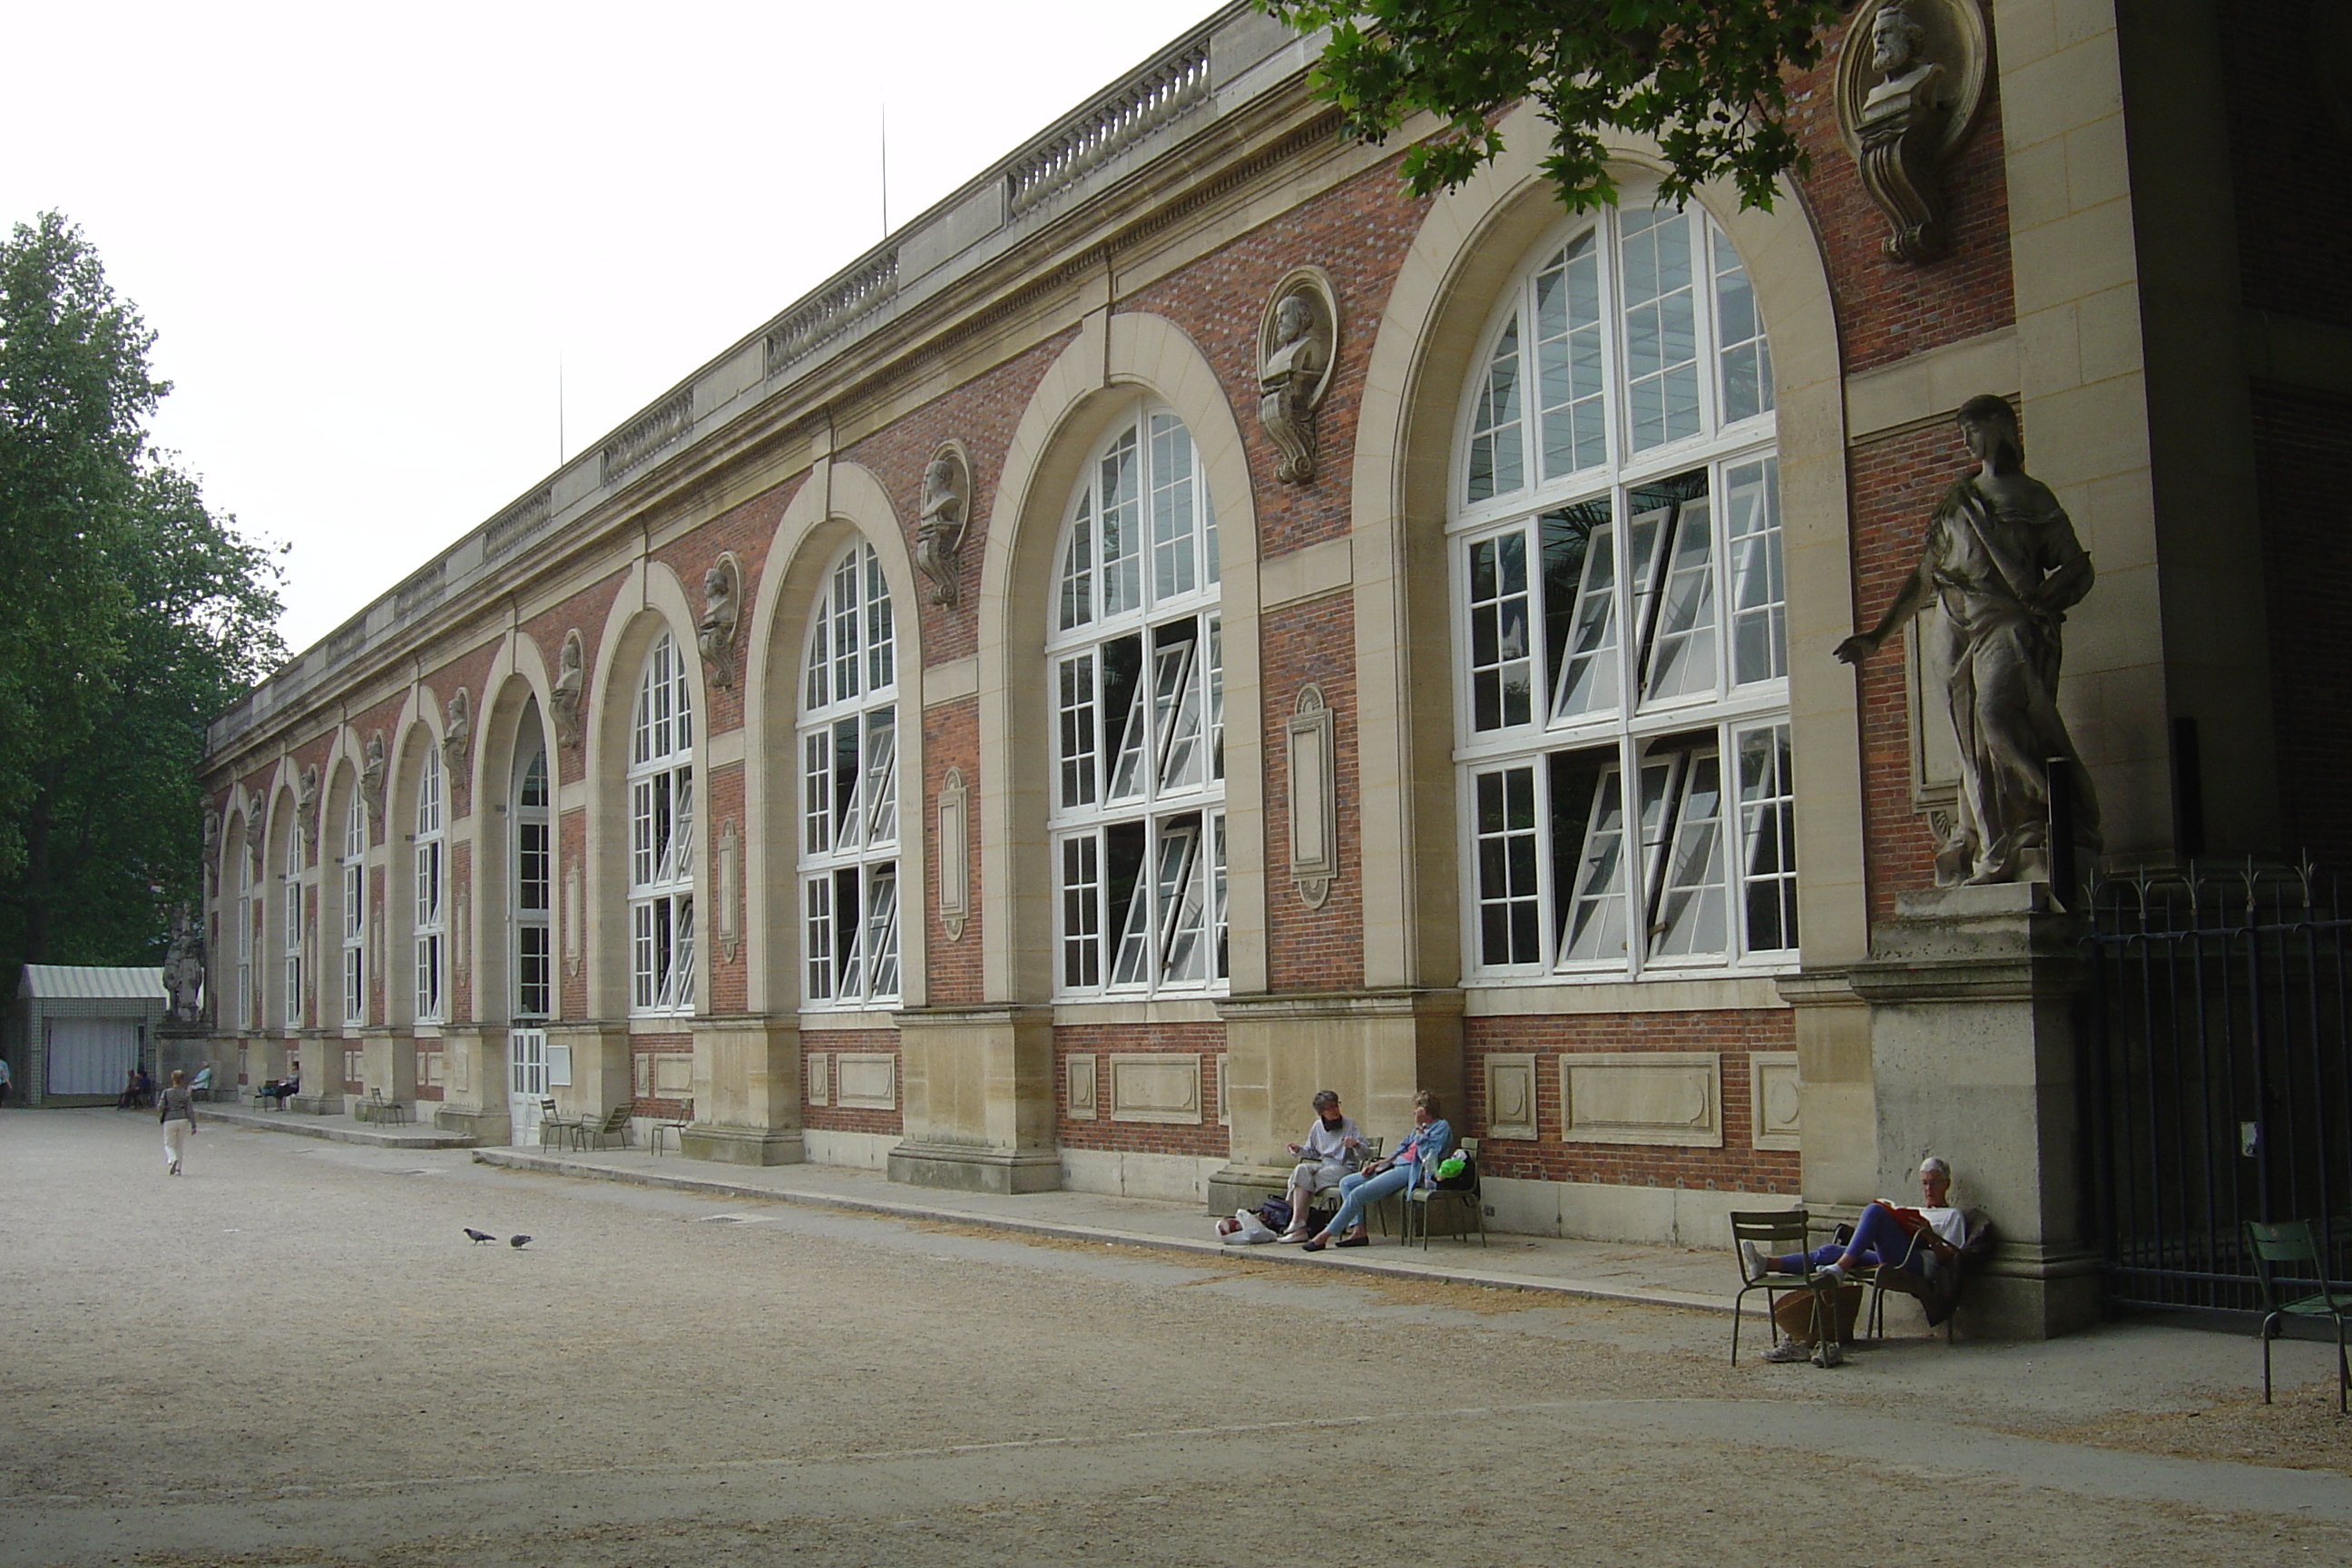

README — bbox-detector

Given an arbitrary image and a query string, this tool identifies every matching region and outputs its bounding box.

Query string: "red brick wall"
[1258,592,1362,991]
[1054,1022,1229,1158]
[1122,155,1432,558]
[651,475,800,740]
[1465,1010,1800,1193]
[2220,0,2352,331]
[631,1031,692,1119]
[2254,383,2352,871]
[1784,9,2016,371]
[803,1027,903,1136]
[522,572,628,794]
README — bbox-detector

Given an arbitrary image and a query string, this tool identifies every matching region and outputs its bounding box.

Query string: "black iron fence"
[2082,865,2352,1313]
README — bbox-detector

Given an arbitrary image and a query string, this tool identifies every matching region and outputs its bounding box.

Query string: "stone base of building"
[1205,1164,1290,1215]
[1962,1243,2104,1339]
[287,1093,344,1115]
[434,1106,506,1143]
[887,1141,1062,1195]
[681,1125,805,1166]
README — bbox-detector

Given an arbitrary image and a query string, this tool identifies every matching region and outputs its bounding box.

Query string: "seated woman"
[259,1073,299,1107]
[1744,1155,1966,1316]
[1300,1090,1454,1252]
[1277,1089,1363,1242]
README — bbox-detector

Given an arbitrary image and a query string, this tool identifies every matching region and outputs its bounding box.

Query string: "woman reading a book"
[1743,1156,1966,1289]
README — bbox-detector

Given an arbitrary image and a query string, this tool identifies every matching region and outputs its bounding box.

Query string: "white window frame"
[340,793,366,1026]
[413,745,445,1024]
[514,747,552,1021]
[235,846,254,1032]
[281,818,303,1030]
[1046,404,1228,999]
[799,543,902,1010]
[1450,195,1794,985]
[629,632,696,1017]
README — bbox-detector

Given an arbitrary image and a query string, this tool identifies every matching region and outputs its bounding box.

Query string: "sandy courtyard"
[3,1108,2349,1566]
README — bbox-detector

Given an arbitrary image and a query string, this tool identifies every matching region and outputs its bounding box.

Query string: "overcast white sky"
[3,0,1232,656]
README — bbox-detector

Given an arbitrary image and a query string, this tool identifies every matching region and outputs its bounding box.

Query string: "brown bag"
[1772,1281,1862,1345]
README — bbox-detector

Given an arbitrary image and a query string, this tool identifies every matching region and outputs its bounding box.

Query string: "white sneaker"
[1740,1240,1769,1279]
[1814,1261,1846,1289]
[1812,1338,1845,1368]
[1761,1337,1809,1364]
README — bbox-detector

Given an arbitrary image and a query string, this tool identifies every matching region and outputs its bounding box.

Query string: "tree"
[0,212,283,968]
[1254,1,1848,212]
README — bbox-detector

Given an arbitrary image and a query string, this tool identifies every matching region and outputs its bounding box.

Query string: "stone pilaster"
[1846,882,2100,1338]
[433,1024,510,1142]
[888,1005,1060,1194]
[1208,988,1464,1214]
[682,1014,804,1166]
[544,1021,631,1122]
[289,1027,345,1114]
[358,1024,416,1105]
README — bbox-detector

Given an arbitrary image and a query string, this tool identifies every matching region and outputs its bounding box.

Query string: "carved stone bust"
[916,446,970,607]
[1257,271,1338,483]
[551,630,585,747]
[1835,0,1987,265]
[443,688,472,775]
[698,554,743,689]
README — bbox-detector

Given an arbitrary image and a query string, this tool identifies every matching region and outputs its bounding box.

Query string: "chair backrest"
[2246,1220,2337,1303]
[1730,1210,1812,1274]
[540,1098,559,1114]
[1360,1135,1384,1160]
[599,1104,632,1132]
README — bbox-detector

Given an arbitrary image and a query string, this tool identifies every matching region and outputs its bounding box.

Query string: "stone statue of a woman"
[1837,395,2102,885]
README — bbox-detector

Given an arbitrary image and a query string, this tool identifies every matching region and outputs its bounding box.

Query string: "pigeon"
[464,1228,495,1244]
[509,1235,532,1249]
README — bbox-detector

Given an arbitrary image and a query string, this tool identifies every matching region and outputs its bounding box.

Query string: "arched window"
[1046,406,1226,996]
[629,632,695,1015]
[799,544,899,1007]
[1452,197,1794,981]
[235,840,254,1031]
[514,748,552,1019]
[340,793,366,1026]
[414,746,445,1022]
[282,818,303,1029]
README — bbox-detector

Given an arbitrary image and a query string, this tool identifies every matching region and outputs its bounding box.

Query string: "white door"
[47,1018,138,1097]
[508,1028,547,1145]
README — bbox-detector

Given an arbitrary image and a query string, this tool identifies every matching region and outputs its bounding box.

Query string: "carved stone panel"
[835,1051,897,1110]
[936,767,968,942]
[1485,1053,1540,1142]
[1108,1054,1202,1124]
[1749,1051,1803,1152]
[716,818,741,962]
[1560,1052,1723,1148]
[653,1053,693,1097]
[806,1051,830,1107]
[1287,686,1337,907]
[1067,1053,1098,1121]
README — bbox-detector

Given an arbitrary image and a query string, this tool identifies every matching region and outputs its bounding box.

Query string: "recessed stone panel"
[805,1052,830,1106]
[1485,1053,1539,1141]
[1109,1054,1202,1124]
[1067,1053,1097,1121]
[1749,1050,1801,1152]
[1561,1052,1722,1148]
[836,1052,896,1110]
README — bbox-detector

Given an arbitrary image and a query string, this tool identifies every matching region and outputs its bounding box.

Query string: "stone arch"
[262,772,305,1034]
[744,460,927,1017]
[385,688,443,1029]
[318,733,367,1037]
[975,311,1267,1002]
[1347,103,1855,989]
[586,562,701,1022]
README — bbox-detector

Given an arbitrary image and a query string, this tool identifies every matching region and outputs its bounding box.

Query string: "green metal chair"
[1729,1210,1833,1366]
[1404,1138,1485,1248]
[2245,1220,2352,1414]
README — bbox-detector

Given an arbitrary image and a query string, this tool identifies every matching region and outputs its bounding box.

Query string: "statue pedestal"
[154,1021,212,1089]
[1846,882,2100,1338]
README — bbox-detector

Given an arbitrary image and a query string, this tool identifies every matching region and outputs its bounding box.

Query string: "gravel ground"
[4,1108,2349,1567]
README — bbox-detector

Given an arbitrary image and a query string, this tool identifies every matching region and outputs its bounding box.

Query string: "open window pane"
[1542,501,1620,721]
[1555,754,1628,965]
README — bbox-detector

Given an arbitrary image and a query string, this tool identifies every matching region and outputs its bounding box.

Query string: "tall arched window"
[630,632,695,1015]
[235,840,255,1031]
[1452,196,1794,981]
[282,820,303,1029]
[340,793,366,1026]
[414,746,445,1022]
[1047,406,1226,996]
[799,544,899,1007]
[514,747,552,1019]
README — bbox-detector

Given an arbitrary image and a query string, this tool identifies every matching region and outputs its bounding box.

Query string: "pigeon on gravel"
[509,1235,532,1249]
[464,1229,495,1244]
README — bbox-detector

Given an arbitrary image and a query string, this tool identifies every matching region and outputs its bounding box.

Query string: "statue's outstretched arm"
[1836,560,1933,666]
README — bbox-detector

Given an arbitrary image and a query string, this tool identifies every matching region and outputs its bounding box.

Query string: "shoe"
[1279,1230,1310,1244]
[1812,1339,1845,1368]
[1814,1262,1846,1289]
[1335,1234,1369,1249]
[1741,1240,1769,1279]
[1762,1337,1809,1364]
[1301,1238,1328,1253]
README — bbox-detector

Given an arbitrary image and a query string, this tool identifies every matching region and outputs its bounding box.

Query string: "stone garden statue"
[163,904,207,1023]
[1836,394,2101,886]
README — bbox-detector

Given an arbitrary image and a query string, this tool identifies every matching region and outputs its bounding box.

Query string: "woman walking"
[158,1069,197,1175]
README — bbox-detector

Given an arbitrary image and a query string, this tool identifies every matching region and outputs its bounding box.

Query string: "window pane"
[1466,531,1534,731]
[1058,653,1098,808]
[1475,768,1542,966]
[863,709,897,845]
[1467,319,1524,504]
[1155,817,1207,984]
[1060,834,1102,990]
[1099,427,1142,617]
[1738,723,1799,953]
[1542,501,1620,720]
[1105,820,1151,986]
[865,547,895,692]
[1556,756,1628,964]
[1647,747,1728,958]
[866,866,900,998]
[804,877,835,1000]
[1713,224,1773,424]
[1103,633,1150,802]
[1535,235,1607,478]
[1621,204,1701,450]
[1152,621,1204,792]
[1059,495,1095,632]
[1726,458,1787,685]
[1149,413,1197,604]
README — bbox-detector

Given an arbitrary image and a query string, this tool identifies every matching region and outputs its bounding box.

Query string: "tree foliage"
[1255,1,1848,212]
[0,212,283,968]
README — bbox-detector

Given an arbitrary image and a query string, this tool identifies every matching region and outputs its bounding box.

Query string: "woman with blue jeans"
[1300,1090,1453,1252]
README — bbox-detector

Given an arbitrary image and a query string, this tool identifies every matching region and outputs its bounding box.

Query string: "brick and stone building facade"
[194,3,2352,1335]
